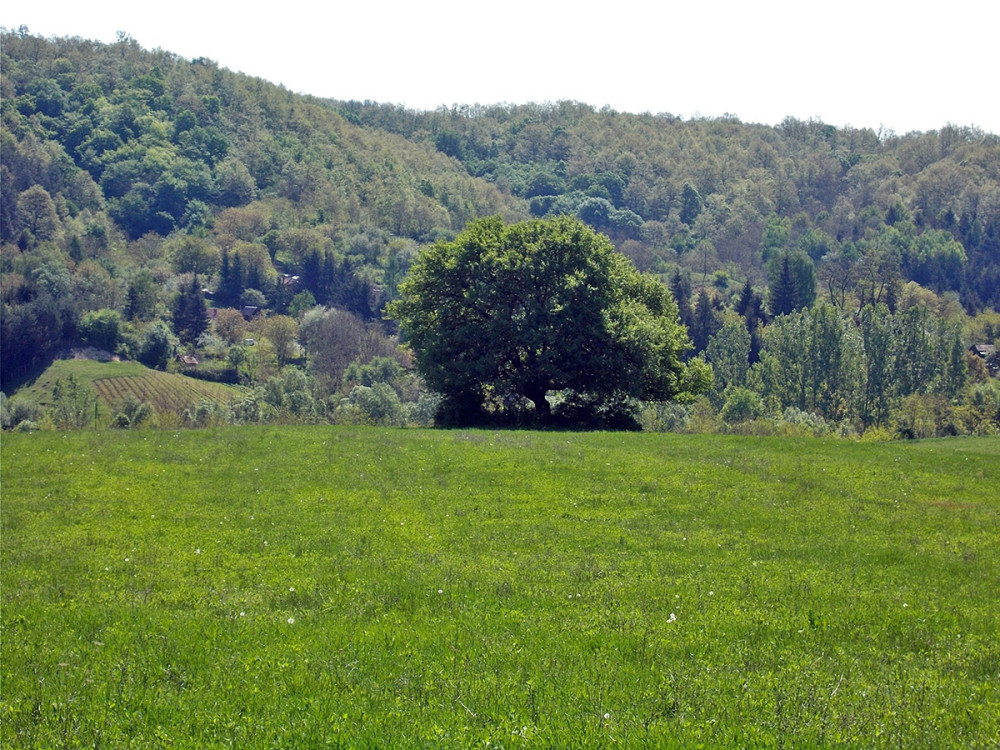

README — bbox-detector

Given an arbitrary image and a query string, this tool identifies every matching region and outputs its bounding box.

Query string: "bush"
[137,320,177,370]
[776,406,831,436]
[338,382,406,426]
[721,387,764,424]
[638,402,692,432]
[1,393,42,430]
[79,309,122,352]
[110,395,153,429]
[184,363,240,384]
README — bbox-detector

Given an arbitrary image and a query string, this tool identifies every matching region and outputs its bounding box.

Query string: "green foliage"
[298,306,397,395]
[720,385,764,423]
[109,393,153,428]
[286,290,317,320]
[137,320,177,369]
[50,373,96,429]
[263,314,299,368]
[125,270,159,321]
[679,181,703,226]
[0,392,42,430]
[78,308,123,352]
[4,29,1000,432]
[338,381,408,426]
[389,216,709,427]
[167,234,220,276]
[768,251,816,316]
[705,318,751,397]
[260,368,322,422]
[171,275,210,344]
[2,428,998,747]
[343,356,404,388]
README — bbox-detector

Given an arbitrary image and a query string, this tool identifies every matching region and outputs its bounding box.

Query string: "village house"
[970,343,999,376]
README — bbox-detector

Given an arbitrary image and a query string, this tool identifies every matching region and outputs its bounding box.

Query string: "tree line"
[1,29,998,435]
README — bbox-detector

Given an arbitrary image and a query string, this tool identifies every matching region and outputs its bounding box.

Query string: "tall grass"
[2,428,998,748]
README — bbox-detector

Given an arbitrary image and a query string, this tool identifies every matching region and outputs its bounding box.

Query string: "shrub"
[721,387,764,424]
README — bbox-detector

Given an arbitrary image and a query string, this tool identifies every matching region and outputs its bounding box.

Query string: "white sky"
[4,0,998,135]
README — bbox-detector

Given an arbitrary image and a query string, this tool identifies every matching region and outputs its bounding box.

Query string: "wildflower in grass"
[667,612,677,623]
[438,589,443,594]
[287,617,295,624]
[195,548,201,554]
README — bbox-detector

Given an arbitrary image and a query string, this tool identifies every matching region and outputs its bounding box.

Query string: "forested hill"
[0,31,521,385]
[345,101,1000,312]
[2,30,1000,402]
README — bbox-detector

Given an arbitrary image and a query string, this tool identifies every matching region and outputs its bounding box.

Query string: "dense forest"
[2,29,999,435]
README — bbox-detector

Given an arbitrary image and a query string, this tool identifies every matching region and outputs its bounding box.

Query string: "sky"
[4,0,998,135]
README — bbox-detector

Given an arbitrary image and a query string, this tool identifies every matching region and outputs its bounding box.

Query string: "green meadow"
[2,428,998,748]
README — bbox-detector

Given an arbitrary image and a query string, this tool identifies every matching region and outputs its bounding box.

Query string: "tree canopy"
[387,216,710,427]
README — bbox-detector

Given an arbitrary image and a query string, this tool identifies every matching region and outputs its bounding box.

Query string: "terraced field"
[17,357,243,419]
[90,369,239,413]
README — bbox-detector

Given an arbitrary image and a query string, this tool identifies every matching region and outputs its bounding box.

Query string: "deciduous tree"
[388,215,710,427]
[264,314,299,369]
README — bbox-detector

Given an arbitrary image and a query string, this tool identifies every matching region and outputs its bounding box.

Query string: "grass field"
[2,428,998,748]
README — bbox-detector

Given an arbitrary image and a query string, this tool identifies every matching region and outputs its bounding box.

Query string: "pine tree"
[691,288,720,353]
[172,276,209,343]
[217,249,244,308]
[769,255,799,317]
[679,182,703,226]
[670,270,694,332]
[736,279,755,318]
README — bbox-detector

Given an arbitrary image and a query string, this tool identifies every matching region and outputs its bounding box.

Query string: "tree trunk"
[525,383,551,423]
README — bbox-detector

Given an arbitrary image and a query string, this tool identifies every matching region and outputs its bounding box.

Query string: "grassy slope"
[2,428,998,748]
[16,358,243,418]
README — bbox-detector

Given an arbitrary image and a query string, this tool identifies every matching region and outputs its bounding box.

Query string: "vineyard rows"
[92,372,239,414]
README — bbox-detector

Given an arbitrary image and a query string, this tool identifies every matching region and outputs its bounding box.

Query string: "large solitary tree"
[388,215,710,427]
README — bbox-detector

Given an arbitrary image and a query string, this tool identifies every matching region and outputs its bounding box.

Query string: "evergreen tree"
[691,288,721,353]
[172,276,209,343]
[736,278,756,318]
[126,270,158,321]
[302,249,323,302]
[679,182,703,226]
[670,270,695,332]
[217,249,244,308]
[769,255,799,317]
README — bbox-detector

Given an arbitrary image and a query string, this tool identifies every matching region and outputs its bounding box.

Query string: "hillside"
[13,355,244,428]
[2,29,999,435]
[0,30,523,387]
[345,101,1000,310]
